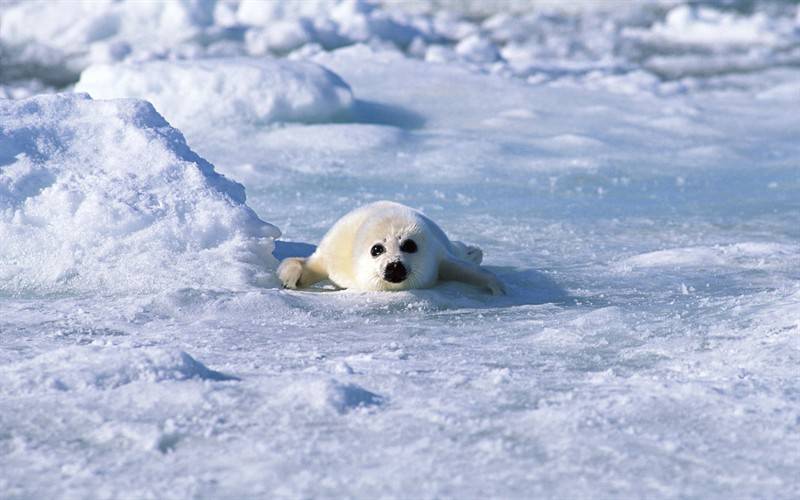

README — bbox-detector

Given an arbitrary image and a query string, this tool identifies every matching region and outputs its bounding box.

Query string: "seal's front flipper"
[278,257,305,288]
[438,257,505,295]
[278,256,328,289]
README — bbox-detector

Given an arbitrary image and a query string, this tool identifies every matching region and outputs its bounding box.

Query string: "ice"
[0,0,216,52]
[3,1,800,94]
[0,0,218,86]
[2,1,800,498]
[632,5,781,46]
[244,20,316,55]
[235,0,331,27]
[620,4,800,84]
[455,34,500,64]
[0,93,278,295]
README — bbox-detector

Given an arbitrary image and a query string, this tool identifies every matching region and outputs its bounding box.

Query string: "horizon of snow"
[2,0,800,97]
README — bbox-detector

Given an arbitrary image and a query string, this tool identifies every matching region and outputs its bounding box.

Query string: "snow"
[2,1,800,498]
[75,58,354,143]
[0,93,278,295]
[1,346,237,395]
[619,242,798,270]
[634,5,781,46]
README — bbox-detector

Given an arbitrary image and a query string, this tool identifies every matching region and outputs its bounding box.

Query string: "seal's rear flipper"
[439,256,504,295]
[278,256,328,289]
[451,241,483,265]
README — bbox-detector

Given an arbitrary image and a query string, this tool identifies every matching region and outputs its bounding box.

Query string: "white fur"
[278,201,504,294]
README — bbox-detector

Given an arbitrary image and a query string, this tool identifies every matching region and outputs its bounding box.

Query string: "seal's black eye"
[400,239,417,253]
[370,244,385,257]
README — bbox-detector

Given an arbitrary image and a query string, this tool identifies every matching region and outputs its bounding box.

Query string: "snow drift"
[75,58,355,141]
[0,93,279,295]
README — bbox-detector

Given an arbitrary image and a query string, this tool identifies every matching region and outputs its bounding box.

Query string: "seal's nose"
[383,261,407,283]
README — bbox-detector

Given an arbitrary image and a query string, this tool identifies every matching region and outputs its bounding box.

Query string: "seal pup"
[278,201,504,295]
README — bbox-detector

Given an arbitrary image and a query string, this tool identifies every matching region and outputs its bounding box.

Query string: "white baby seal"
[278,201,505,295]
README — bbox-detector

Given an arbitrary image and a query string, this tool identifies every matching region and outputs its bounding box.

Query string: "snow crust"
[0,93,278,295]
[1,1,800,499]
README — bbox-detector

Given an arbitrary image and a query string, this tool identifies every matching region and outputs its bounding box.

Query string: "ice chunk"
[235,0,329,27]
[244,20,315,55]
[643,5,780,46]
[0,0,230,98]
[0,93,279,295]
[455,34,500,64]
[75,58,354,141]
[0,0,216,52]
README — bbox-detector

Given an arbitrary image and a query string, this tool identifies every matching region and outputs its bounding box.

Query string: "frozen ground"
[1,1,800,498]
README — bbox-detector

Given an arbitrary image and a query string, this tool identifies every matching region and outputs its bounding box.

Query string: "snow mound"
[280,378,384,414]
[0,93,279,295]
[0,346,237,395]
[75,58,354,140]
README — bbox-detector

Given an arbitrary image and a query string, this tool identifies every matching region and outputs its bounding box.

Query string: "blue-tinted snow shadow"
[492,267,573,306]
[179,352,241,382]
[273,240,317,260]
[396,266,573,310]
[273,240,572,308]
[348,99,426,130]
[332,383,385,414]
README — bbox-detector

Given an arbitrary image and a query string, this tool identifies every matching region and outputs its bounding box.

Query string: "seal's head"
[353,214,439,291]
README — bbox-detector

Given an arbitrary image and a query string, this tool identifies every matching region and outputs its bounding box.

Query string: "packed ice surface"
[0,93,278,294]
[2,1,800,499]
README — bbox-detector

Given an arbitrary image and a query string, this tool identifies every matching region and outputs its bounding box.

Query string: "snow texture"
[0,93,278,295]
[1,1,799,499]
[76,58,355,141]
